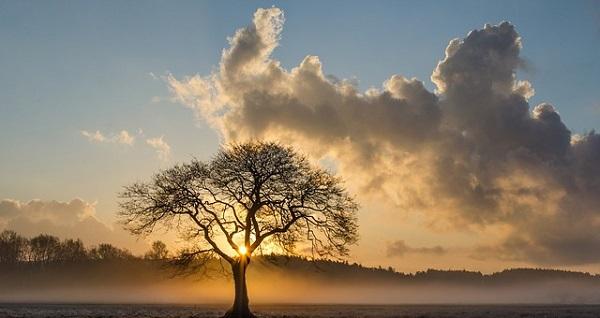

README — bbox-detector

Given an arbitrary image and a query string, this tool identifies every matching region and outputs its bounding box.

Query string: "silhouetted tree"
[0,230,27,265]
[89,243,133,260]
[119,141,359,318]
[29,234,60,264]
[145,240,169,260]
[57,239,88,263]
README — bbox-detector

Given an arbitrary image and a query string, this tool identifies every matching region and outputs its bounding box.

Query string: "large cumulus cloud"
[168,8,600,265]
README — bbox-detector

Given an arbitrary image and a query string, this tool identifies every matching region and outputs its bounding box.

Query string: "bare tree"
[57,239,88,263]
[0,230,27,265]
[144,240,169,260]
[29,234,60,264]
[119,141,359,318]
[88,243,133,261]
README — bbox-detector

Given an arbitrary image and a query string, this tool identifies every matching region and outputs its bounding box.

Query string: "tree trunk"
[223,257,255,318]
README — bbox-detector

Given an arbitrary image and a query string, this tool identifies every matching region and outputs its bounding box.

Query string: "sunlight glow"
[238,245,248,255]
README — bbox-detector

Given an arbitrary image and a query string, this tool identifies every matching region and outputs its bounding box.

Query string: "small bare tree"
[144,240,169,260]
[119,141,358,318]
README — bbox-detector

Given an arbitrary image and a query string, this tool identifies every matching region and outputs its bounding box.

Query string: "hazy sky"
[1,0,599,273]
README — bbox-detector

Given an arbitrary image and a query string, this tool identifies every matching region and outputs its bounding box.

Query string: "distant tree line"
[0,230,168,266]
[2,230,598,284]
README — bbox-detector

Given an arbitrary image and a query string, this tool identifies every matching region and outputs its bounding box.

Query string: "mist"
[2,257,599,304]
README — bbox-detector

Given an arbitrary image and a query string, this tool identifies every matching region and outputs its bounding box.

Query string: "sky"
[1,0,600,273]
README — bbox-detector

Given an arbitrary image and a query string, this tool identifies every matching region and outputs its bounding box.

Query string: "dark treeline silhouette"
[2,231,600,304]
[258,254,600,286]
[0,230,168,266]
[2,229,599,286]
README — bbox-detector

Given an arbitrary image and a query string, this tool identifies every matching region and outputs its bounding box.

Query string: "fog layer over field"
[2,258,599,304]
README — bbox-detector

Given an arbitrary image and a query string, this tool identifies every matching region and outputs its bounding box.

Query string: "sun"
[238,245,248,255]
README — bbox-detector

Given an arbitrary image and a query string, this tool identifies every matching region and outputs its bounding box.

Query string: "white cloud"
[115,130,135,145]
[81,130,107,143]
[82,129,173,162]
[146,136,171,161]
[81,129,135,145]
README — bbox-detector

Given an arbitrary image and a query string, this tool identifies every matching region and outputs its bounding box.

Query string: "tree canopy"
[119,141,359,264]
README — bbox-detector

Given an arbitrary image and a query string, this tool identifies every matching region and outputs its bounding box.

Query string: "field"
[1,304,599,318]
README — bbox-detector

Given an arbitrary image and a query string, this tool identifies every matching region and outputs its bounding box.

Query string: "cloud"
[0,199,146,252]
[167,9,600,265]
[386,240,446,257]
[116,130,135,145]
[0,198,94,225]
[82,129,173,161]
[81,130,107,143]
[81,130,135,145]
[146,136,171,161]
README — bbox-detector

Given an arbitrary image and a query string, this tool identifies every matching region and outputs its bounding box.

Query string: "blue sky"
[1,0,599,270]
